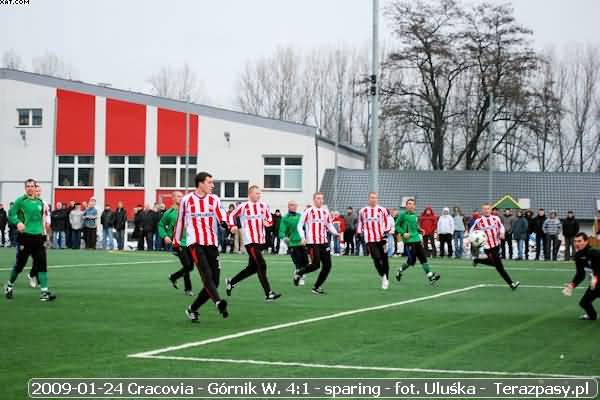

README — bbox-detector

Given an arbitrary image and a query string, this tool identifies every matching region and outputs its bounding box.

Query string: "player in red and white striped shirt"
[357,192,393,289]
[225,185,281,302]
[293,192,340,294]
[471,203,519,290]
[174,171,229,322]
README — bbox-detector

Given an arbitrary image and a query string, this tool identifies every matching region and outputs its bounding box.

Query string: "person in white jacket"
[437,207,455,258]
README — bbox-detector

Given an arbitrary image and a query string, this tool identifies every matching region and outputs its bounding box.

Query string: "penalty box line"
[128,284,485,359]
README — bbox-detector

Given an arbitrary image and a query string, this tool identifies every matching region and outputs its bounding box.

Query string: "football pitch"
[1,248,598,399]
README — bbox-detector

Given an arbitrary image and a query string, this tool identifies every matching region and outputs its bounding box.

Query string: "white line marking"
[128,285,484,358]
[134,355,592,379]
[0,260,172,271]
[483,283,566,289]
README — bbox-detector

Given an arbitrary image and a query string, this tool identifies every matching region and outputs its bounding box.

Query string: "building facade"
[0,69,365,217]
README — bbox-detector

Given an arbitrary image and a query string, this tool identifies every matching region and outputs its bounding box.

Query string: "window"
[224,182,235,198]
[108,156,145,188]
[180,156,198,164]
[128,168,144,187]
[238,182,248,198]
[56,155,94,187]
[213,181,249,200]
[158,156,198,188]
[17,108,42,127]
[160,169,177,187]
[263,156,302,190]
[179,168,197,188]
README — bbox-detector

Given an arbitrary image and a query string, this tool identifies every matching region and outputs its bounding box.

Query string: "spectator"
[542,210,562,261]
[355,229,367,256]
[230,202,245,255]
[152,203,163,251]
[114,201,127,251]
[8,202,17,247]
[500,209,517,260]
[271,209,282,254]
[133,205,144,250]
[525,209,535,260]
[343,207,357,255]
[533,208,547,260]
[139,204,155,251]
[562,210,579,261]
[331,211,345,255]
[82,198,98,249]
[420,206,438,257]
[81,201,88,247]
[392,208,402,256]
[101,204,115,250]
[50,202,68,249]
[437,207,454,258]
[512,211,529,260]
[467,210,481,258]
[69,203,84,250]
[0,203,7,247]
[389,208,399,257]
[452,207,465,259]
[65,200,75,248]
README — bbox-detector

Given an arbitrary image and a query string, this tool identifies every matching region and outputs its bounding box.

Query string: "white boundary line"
[128,283,590,378]
[137,355,590,379]
[0,260,172,271]
[128,285,484,358]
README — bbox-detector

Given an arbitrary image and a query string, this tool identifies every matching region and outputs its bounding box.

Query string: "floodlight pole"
[369,0,380,194]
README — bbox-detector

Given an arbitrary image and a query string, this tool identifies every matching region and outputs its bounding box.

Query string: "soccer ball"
[469,231,486,248]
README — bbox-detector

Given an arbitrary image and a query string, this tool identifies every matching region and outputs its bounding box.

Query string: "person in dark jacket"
[50,202,68,249]
[7,202,17,247]
[270,209,282,254]
[113,201,127,251]
[562,232,600,320]
[0,203,7,247]
[140,204,156,251]
[512,211,529,260]
[562,210,580,261]
[533,208,547,260]
[151,203,163,251]
[65,201,75,248]
[101,205,115,250]
[133,206,144,250]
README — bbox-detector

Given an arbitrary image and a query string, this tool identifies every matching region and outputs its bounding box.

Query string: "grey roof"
[320,169,600,220]
[0,68,365,158]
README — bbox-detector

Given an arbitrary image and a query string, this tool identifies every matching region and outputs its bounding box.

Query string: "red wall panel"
[104,189,145,220]
[56,89,95,155]
[106,98,146,155]
[157,108,198,156]
[54,189,95,207]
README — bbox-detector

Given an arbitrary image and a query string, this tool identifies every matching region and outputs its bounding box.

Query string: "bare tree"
[383,0,467,170]
[236,46,370,146]
[147,63,204,102]
[32,51,76,79]
[2,49,23,69]
[564,45,600,172]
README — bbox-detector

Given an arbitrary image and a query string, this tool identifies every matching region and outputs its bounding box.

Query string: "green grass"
[1,248,599,399]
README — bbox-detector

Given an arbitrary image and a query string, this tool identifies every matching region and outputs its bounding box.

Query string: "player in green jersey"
[159,191,194,296]
[4,179,56,301]
[395,198,441,286]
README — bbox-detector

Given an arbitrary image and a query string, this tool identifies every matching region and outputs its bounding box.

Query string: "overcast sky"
[1,0,599,109]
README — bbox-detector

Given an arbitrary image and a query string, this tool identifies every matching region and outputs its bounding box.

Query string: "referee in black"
[562,232,600,320]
